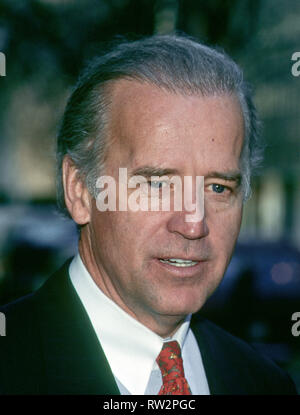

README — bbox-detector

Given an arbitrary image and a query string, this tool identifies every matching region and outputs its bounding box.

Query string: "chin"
[157,293,208,317]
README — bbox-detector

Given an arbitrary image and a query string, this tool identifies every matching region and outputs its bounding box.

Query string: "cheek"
[91,210,146,261]
[208,206,242,254]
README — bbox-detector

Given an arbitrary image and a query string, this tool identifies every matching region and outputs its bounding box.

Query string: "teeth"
[159,258,198,267]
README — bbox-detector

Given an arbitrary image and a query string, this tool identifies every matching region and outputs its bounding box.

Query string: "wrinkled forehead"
[105,79,245,170]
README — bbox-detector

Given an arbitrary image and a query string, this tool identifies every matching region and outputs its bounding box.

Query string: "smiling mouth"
[159,258,199,267]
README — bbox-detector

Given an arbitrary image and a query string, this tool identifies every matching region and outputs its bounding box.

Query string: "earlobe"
[62,156,91,225]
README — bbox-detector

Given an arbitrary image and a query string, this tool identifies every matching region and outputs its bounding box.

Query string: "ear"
[62,156,91,225]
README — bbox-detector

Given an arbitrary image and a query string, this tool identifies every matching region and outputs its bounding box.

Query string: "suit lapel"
[34,261,120,394]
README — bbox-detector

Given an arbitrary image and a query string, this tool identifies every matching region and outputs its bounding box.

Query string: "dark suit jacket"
[0,261,297,395]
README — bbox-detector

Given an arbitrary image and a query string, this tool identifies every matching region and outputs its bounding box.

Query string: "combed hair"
[56,34,263,216]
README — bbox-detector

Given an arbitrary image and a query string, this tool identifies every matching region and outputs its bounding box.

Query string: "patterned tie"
[156,340,192,395]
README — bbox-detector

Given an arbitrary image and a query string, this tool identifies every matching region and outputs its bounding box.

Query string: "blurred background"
[0,0,299,392]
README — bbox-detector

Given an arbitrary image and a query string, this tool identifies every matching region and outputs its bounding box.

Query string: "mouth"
[159,258,199,267]
[155,256,207,278]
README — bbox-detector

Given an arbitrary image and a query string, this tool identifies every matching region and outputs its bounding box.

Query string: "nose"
[166,210,209,240]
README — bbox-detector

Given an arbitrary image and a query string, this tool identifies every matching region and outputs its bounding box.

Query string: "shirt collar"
[69,254,191,395]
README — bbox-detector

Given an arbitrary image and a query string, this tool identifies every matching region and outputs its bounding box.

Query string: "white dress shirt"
[69,254,210,395]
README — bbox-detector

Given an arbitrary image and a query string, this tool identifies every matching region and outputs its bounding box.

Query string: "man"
[0,34,297,395]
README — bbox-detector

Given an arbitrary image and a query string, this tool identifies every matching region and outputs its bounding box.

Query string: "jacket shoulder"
[192,316,298,394]
[0,258,71,330]
[0,261,72,394]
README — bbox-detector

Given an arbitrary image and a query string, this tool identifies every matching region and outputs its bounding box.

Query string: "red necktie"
[156,340,192,395]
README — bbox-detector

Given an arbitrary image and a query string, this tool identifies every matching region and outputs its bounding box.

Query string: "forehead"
[106,79,244,173]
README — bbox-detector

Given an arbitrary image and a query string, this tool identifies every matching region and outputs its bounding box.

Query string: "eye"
[149,180,167,189]
[211,183,226,194]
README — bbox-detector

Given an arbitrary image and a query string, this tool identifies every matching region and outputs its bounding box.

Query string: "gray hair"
[56,34,263,216]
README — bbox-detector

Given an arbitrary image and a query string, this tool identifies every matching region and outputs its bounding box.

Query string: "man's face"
[83,80,244,334]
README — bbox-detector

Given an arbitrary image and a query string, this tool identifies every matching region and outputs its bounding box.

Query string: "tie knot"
[156,341,184,379]
[156,340,191,395]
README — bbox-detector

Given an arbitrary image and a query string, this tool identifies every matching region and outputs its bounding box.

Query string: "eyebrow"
[129,166,242,185]
[205,171,242,185]
[129,166,180,178]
